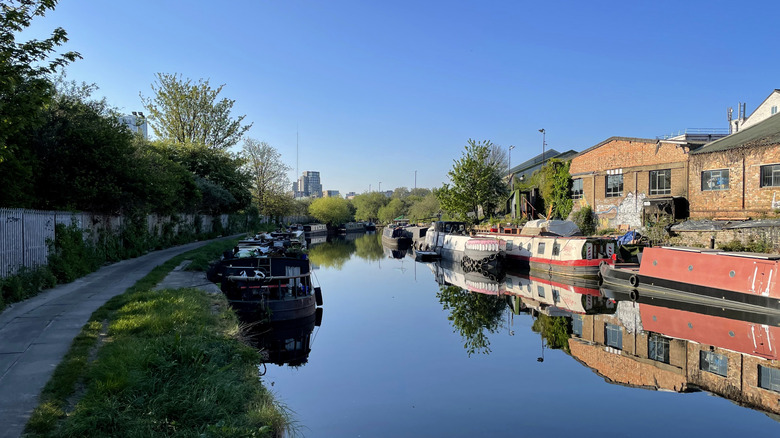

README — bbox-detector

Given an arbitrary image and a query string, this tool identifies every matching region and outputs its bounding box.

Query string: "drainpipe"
[742,154,746,211]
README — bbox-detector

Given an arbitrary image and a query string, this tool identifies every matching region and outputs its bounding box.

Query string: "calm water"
[258,233,780,437]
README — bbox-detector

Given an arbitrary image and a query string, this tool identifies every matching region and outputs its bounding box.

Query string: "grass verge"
[24,238,292,437]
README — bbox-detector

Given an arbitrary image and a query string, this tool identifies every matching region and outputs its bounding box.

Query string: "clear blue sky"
[25,0,779,195]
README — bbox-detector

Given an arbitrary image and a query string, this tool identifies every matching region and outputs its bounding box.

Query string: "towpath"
[0,237,235,438]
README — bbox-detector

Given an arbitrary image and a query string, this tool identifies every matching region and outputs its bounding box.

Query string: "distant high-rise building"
[345,192,357,200]
[295,171,322,198]
[323,190,340,198]
[118,112,148,139]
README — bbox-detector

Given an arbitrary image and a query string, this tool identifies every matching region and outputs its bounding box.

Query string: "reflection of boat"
[364,222,377,231]
[381,225,412,249]
[241,310,321,367]
[478,220,615,279]
[429,257,503,294]
[419,221,506,268]
[383,245,410,260]
[503,271,613,316]
[338,222,366,233]
[304,223,328,235]
[600,246,780,311]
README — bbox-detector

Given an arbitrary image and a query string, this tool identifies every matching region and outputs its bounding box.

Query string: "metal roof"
[691,112,780,155]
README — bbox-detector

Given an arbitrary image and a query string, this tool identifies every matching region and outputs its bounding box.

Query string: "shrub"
[572,205,597,236]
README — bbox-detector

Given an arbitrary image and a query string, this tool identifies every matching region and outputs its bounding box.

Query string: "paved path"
[0,238,232,437]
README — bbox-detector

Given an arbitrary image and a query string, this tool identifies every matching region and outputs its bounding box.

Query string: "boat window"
[506,241,513,251]
[537,285,545,298]
[537,242,545,254]
[648,333,670,364]
[552,243,560,256]
[699,350,728,377]
[605,324,623,350]
[758,365,780,393]
[526,243,531,251]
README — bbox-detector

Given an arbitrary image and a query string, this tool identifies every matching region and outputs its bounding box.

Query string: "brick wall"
[689,144,780,219]
[570,137,690,229]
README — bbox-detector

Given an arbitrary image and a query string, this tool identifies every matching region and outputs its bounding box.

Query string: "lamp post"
[538,129,546,163]
[508,145,515,177]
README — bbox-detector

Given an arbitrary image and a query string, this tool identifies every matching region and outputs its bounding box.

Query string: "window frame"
[648,333,670,364]
[649,169,672,196]
[758,365,780,393]
[572,178,583,199]
[760,164,780,188]
[699,350,728,377]
[605,174,623,198]
[604,323,623,349]
[701,169,730,191]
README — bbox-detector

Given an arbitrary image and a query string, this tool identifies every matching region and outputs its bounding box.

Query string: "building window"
[761,164,780,187]
[701,169,729,191]
[572,314,583,337]
[648,333,670,363]
[572,179,583,199]
[605,323,622,349]
[649,169,671,195]
[606,174,623,198]
[758,365,780,393]
[699,350,728,377]
[772,105,778,115]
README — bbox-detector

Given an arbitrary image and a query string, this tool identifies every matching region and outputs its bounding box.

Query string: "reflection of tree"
[307,239,354,269]
[353,233,383,261]
[437,285,507,356]
[531,314,571,354]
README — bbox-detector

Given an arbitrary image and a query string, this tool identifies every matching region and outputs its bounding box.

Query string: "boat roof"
[659,246,780,260]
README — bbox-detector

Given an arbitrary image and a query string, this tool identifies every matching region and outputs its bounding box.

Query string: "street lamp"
[508,145,515,176]
[538,129,546,163]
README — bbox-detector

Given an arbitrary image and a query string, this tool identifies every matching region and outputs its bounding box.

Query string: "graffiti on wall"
[773,192,780,210]
[595,192,646,229]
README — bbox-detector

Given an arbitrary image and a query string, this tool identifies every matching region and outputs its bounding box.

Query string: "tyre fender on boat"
[629,289,639,301]
[629,274,639,288]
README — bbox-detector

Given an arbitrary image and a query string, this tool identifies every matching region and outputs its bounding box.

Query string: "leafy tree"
[538,158,573,219]
[308,197,352,226]
[572,205,596,236]
[241,139,292,218]
[152,141,252,214]
[437,284,507,356]
[352,192,388,222]
[407,192,440,222]
[378,198,406,223]
[141,73,251,149]
[391,187,410,199]
[353,233,383,261]
[531,314,572,354]
[307,238,354,269]
[437,139,508,224]
[0,0,81,164]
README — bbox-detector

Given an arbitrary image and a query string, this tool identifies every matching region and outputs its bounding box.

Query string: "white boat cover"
[520,219,581,237]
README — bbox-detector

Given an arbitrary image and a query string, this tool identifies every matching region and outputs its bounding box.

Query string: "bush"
[720,236,775,253]
[572,205,597,236]
[47,222,103,283]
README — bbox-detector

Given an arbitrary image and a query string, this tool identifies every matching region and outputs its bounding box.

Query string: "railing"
[656,128,730,140]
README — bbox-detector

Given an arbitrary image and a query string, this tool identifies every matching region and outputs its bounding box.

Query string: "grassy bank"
[25,239,291,437]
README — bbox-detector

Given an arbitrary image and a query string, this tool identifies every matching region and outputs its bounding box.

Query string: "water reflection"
[241,308,322,367]
[353,232,383,261]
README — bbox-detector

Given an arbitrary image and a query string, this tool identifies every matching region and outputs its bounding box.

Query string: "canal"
[258,232,780,437]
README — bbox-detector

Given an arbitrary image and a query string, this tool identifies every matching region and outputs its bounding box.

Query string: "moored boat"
[478,219,616,279]
[338,222,366,233]
[600,246,780,311]
[417,221,506,270]
[381,225,412,249]
[304,223,328,235]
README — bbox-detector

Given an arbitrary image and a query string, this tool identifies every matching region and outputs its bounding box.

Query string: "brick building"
[688,113,780,219]
[569,136,710,229]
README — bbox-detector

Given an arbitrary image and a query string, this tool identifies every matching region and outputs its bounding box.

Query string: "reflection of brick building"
[569,303,780,415]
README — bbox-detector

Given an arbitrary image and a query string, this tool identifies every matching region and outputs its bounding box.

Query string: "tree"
[437,139,509,223]
[1,0,81,164]
[378,198,406,223]
[242,139,292,218]
[437,284,507,356]
[308,197,352,226]
[352,192,388,222]
[140,73,251,149]
[407,192,440,222]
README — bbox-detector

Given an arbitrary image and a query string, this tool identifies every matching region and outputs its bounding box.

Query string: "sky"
[22,0,780,195]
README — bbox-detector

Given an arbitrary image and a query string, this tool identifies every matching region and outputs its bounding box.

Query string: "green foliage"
[719,236,775,253]
[242,139,293,218]
[0,266,57,310]
[643,215,674,246]
[352,192,389,222]
[0,0,81,164]
[308,197,353,226]
[437,284,507,356]
[437,139,508,224]
[47,222,102,283]
[378,198,407,224]
[407,192,440,222]
[572,205,597,236]
[141,73,252,150]
[353,233,383,261]
[537,158,573,219]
